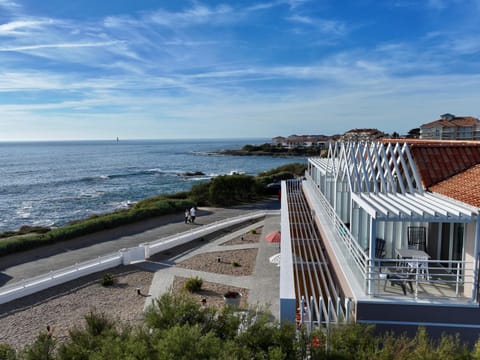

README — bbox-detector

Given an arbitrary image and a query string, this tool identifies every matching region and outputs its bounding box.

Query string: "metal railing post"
[456,262,461,296]
[318,296,323,327]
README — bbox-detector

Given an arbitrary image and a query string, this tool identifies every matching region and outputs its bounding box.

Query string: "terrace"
[280,140,480,340]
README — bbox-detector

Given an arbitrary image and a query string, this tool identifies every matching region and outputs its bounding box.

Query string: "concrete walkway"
[0,198,280,287]
[144,214,281,319]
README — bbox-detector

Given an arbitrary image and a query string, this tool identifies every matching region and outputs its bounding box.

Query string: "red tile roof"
[421,116,479,128]
[382,139,480,188]
[430,164,480,208]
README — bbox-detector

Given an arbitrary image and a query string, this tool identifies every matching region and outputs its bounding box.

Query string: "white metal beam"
[351,193,378,218]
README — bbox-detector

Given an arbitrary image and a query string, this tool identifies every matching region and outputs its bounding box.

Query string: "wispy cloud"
[0,0,20,11]
[287,14,347,37]
[0,0,479,140]
[0,40,124,52]
[0,19,54,34]
[147,4,235,28]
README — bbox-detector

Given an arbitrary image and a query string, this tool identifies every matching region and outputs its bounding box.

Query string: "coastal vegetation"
[3,292,477,359]
[0,163,306,257]
[219,143,326,157]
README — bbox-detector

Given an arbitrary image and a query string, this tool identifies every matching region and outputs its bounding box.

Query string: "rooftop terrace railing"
[367,258,473,301]
[303,174,475,303]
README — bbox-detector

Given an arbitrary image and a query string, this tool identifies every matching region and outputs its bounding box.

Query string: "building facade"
[420,113,480,140]
[279,139,480,343]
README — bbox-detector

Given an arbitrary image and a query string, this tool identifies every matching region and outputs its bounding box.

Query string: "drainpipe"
[472,216,480,302]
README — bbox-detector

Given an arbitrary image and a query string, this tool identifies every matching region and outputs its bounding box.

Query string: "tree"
[407,128,421,138]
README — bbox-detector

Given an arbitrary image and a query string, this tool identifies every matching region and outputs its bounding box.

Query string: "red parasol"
[265,230,281,243]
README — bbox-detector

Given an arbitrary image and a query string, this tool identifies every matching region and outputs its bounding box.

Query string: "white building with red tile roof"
[272,135,330,148]
[420,114,480,140]
[279,139,480,344]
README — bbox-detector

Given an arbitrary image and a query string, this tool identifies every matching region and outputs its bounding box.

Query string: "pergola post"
[472,217,480,302]
[368,218,377,295]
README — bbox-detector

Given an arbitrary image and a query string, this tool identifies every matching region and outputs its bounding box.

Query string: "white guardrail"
[0,211,270,305]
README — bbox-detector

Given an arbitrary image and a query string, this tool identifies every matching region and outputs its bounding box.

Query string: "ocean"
[0,139,303,233]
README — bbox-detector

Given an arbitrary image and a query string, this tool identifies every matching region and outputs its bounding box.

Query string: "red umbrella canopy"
[265,231,281,243]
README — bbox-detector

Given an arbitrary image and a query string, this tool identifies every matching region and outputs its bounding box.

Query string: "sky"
[0,0,479,141]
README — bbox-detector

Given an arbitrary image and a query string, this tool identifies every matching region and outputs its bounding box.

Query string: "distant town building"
[340,128,385,142]
[420,113,480,140]
[272,134,330,149]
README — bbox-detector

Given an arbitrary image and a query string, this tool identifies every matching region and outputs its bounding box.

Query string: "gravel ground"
[176,248,258,276]
[0,266,153,351]
[172,276,248,309]
[220,227,262,246]
[0,225,262,351]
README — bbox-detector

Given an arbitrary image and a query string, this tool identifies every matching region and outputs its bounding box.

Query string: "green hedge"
[0,198,194,256]
[208,174,259,206]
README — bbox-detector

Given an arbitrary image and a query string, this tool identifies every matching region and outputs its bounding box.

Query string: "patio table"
[395,248,430,280]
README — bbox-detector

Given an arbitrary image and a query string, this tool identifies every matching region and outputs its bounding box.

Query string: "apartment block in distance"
[420,113,480,140]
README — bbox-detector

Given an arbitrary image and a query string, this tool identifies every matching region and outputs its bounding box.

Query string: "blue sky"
[0,0,479,140]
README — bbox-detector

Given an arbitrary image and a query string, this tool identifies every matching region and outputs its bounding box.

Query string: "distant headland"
[217,143,323,157]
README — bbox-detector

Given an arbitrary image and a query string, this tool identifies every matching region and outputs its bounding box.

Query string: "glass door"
[440,223,464,272]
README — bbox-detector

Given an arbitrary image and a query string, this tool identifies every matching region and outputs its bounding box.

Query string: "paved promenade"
[0,198,280,287]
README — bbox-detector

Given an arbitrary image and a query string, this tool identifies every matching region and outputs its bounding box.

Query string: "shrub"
[0,344,16,360]
[189,182,211,206]
[84,311,116,336]
[258,163,307,177]
[208,174,258,206]
[21,332,56,360]
[184,277,203,293]
[250,229,257,234]
[231,261,240,267]
[145,292,214,331]
[99,273,115,287]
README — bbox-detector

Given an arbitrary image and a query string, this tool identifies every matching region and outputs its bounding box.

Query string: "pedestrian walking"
[189,206,196,223]
[184,208,190,223]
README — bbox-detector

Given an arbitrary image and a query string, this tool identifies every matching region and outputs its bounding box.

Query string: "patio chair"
[375,238,386,259]
[365,238,386,259]
[408,226,426,251]
[383,266,414,295]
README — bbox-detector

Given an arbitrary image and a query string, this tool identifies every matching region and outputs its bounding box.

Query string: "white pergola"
[309,141,477,224]
[307,141,480,299]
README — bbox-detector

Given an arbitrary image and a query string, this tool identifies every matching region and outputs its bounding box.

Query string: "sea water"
[0,139,304,232]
